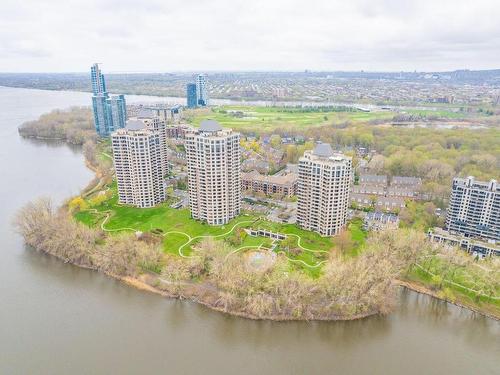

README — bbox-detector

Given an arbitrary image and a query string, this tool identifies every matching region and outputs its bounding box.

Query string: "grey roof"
[313,143,334,157]
[126,119,146,131]
[137,108,155,119]
[200,119,222,132]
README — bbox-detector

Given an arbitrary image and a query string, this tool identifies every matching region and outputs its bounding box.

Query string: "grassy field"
[406,256,500,315]
[73,183,367,275]
[404,109,470,119]
[186,106,395,132]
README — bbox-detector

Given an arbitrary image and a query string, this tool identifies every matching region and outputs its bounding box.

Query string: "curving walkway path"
[224,244,265,261]
[276,251,328,268]
[414,263,500,300]
[82,208,328,268]
[285,233,329,254]
[171,220,258,258]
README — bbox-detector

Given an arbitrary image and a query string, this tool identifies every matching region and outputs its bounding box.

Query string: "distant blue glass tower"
[196,74,208,106]
[90,64,127,137]
[107,94,127,131]
[91,63,106,95]
[186,83,197,108]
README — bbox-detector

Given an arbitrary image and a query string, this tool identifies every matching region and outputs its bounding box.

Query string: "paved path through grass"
[82,208,329,268]
[414,263,500,300]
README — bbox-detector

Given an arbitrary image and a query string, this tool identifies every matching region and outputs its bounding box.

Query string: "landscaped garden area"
[72,182,367,277]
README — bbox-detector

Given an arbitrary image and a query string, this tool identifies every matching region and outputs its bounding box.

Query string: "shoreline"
[121,272,500,321]
[20,132,499,322]
[396,279,499,321]
[35,247,377,322]
[1,84,471,111]
[26,239,500,322]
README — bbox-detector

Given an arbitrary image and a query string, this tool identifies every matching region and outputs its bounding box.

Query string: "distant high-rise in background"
[297,144,352,236]
[185,74,208,108]
[90,63,127,137]
[446,177,499,241]
[185,120,240,225]
[186,83,197,108]
[196,74,208,106]
[90,63,106,95]
[107,94,127,133]
[111,120,166,208]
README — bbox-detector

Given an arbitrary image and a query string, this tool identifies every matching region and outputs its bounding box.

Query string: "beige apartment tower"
[111,120,166,208]
[185,120,241,225]
[297,143,352,236]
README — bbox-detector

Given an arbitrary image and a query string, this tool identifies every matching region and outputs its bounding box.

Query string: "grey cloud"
[1,0,499,72]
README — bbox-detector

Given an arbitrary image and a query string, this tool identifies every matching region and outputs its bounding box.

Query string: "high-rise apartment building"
[186,83,197,108]
[90,63,106,95]
[135,112,169,176]
[111,120,166,208]
[91,94,109,136]
[106,94,127,133]
[196,74,208,106]
[446,177,499,241]
[185,120,240,225]
[297,143,352,236]
[186,74,209,108]
[90,63,127,137]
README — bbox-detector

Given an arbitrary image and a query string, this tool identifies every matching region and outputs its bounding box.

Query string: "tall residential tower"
[297,143,352,236]
[90,63,127,137]
[446,177,499,241]
[186,83,198,108]
[111,120,166,208]
[185,120,240,225]
[196,74,208,106]
[90,63,106,95]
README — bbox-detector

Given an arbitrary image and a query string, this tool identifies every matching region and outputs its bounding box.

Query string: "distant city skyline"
[2,0,500,73]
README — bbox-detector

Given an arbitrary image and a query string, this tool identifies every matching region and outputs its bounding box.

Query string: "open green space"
[407,256,500,312]
[187,105,395,132]
[73,183,367,275]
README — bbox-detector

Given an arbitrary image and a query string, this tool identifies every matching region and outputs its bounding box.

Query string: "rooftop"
[200,119,222,132]
[242,170,298,186]
[313,143,334,157]
[125,119,146,131]
[137,108,155,119]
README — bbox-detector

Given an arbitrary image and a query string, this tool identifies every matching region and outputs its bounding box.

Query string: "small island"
[16,105,500,321]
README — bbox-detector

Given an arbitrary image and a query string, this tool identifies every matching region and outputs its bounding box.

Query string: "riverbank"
[17,140,499,321]
[118,273,376,321]
[397,279,499,321]
[120,270,500,321]
[15,107,499,322]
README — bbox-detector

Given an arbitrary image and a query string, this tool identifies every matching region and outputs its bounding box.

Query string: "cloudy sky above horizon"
[1,0,500,73]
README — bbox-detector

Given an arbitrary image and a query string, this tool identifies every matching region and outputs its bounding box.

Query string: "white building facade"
[111,120,166,208]
[185,120,240,225]
[446,176,499,241]
[297,143,352,236]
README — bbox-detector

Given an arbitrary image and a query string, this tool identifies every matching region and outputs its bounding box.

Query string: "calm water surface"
[0,86,498,375]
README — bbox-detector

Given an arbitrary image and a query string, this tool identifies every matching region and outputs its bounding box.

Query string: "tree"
[270,134,282,148]
[333,230,354,255]
[367,154,385,173]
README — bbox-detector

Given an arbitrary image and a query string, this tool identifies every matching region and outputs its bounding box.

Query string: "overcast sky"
[1,0,500,73]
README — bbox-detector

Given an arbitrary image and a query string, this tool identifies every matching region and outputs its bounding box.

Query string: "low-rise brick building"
[242,170,298,197]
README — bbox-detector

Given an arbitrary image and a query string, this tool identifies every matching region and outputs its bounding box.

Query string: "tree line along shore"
[14,107,500,321]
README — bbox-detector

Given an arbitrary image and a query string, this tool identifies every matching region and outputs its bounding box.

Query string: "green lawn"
[187,106,395,132]
[74,182,368,276]
[344,219,367,257]
[404,109,468,119]
[408,257,500,307]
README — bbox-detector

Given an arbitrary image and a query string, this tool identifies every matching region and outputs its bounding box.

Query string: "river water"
[0,86,498,374]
